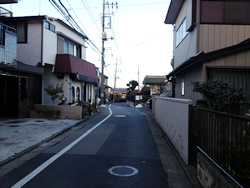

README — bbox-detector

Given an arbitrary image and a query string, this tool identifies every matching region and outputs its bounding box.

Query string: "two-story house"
[165,0,250,105]
[1,15,98,109]
[142,75,167,96]
[0,16,43,118]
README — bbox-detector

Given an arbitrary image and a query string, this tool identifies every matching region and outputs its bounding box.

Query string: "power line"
[48,0,102,54]
[104,66,113,80]
[64,0,101,55]
[65,0,90,36]
[71,2,169,9]
[81,0,102,34]
[119,2,169,7]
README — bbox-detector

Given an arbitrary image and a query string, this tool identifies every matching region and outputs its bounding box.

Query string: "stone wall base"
[197,152,239,188]
[30,104,82,119]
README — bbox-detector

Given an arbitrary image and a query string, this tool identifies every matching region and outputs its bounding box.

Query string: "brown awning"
[54,54,98,84]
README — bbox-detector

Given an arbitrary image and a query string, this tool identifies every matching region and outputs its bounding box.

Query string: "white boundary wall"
[153,96,192,164]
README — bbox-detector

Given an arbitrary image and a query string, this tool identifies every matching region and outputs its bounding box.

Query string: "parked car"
[160,91,168,97]
[147,98,152,109]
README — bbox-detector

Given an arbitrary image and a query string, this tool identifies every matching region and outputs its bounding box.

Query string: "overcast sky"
[1,0,173,89]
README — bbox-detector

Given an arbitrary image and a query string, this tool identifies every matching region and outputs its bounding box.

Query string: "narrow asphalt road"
[0,104,169,187]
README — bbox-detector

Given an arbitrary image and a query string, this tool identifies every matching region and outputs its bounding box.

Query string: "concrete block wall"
[153,96,192,164]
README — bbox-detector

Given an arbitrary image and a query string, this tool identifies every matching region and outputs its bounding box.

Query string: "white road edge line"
[12,106,112,188]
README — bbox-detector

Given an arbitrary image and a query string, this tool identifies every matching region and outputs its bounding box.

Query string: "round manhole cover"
[108,165,139,177]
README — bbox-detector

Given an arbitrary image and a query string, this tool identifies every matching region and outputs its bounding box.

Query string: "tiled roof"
[54,54,98,84]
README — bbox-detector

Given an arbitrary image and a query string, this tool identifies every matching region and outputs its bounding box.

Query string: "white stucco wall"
[17,22,42,66]
[43,27,57,65]
[173,0,198,68]
[153,96,193,164]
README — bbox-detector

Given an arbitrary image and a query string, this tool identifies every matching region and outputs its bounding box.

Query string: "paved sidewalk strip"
[0,119,80,164]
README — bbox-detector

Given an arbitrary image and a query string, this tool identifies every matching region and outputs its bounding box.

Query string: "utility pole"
[100,0,105,105]
[113,59,118,103]
[138,66,140,92]
[100,1,118,105]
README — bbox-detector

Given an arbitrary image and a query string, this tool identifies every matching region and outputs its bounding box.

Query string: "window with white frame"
[181,78,185,96]
[176,18,189,47]
[58,35,81,58]
[64,40,80,58]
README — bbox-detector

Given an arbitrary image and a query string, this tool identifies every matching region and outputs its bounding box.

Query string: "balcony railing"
[0,23,17,66]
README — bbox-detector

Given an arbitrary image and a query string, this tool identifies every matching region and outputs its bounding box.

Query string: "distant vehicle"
[147,98,152,109]
[119,98,126,103]
[160,91,168,97]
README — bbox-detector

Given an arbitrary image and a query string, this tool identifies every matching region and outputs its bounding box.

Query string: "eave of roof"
[99,72,108,79]
[169,38,250,76]
[164,0,184,24]
[104,84,112,88]
[0,61,44,75]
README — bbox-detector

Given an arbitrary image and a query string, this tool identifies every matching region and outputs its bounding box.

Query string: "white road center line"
[12,106,112,188]
[115,115,126,118]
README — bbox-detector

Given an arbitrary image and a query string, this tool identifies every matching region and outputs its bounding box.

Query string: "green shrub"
[44,83,64,104]
[193,80,245,112]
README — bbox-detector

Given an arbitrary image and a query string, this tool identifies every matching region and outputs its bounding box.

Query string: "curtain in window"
[0,24,2,45]
[69,43,74,55]
[76,87,80,102]
[16,22,26,43]
[64,41,68,54]
[58,36,64,54]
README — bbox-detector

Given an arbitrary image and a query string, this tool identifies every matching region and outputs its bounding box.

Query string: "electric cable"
[48,0,102,54]
[65,0,91,36]
[81,0,102,34]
